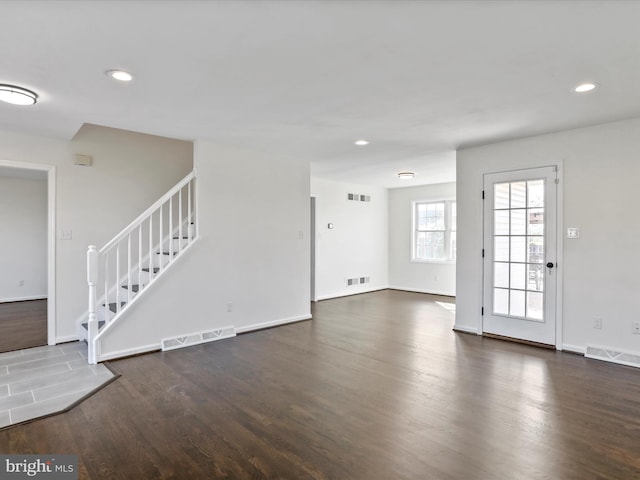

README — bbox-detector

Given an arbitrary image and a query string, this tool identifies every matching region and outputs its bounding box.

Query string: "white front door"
[483,166,558,345]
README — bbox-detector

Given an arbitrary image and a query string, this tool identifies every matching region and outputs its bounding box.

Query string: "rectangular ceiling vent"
[162,326,236,352]
[347,193,371,202]
[585,345,640,369]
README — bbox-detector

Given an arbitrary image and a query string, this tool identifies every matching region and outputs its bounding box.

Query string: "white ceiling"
[1,1,640,188]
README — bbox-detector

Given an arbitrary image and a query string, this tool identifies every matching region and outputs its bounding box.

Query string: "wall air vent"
[347,276,370,286]
[347,193,371,202]
[585,345,640,369]
[162,326,236,351]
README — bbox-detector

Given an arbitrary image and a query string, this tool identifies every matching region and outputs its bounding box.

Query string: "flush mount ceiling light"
[573,82,597,93]
[0,84,38,105]
[397,172,415,180]
[106,69,134,82]
[354,139,369,146]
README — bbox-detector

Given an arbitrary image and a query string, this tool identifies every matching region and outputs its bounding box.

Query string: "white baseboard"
[55,334,79,344]
[585,344,640,369]
[0,295,47,303]
[236,314,312,334]
[388,285,455,297]
[162,326,236,351]
[453,324,479,335]
[562,343,586,354]
[315,286,388,301]
[97,342,161,363]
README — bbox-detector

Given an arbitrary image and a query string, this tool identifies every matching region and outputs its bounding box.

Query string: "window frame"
[412,199,456,264]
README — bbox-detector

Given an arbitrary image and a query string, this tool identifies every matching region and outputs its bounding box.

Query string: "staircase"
[80,171,197,364]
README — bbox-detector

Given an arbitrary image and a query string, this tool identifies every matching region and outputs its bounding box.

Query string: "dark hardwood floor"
[1,290,640,479]
[0,299,47,353]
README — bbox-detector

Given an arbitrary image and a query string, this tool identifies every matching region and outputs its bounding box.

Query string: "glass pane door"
[483,166,557,346]
[492,179,545,321]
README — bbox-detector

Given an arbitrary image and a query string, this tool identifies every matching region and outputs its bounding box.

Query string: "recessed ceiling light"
[107,70,134,82]
[354,139,369,146]
[0,84,38,105]
[397,172,415,180]
[573,82,596,93]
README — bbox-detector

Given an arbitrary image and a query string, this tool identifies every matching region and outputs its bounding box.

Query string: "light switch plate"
[567,227,580,239]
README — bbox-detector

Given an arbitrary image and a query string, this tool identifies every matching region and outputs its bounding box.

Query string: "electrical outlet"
[226,303,233,313]
[593,317,602,329]
[18,280,24,287]
[632,321,640,335]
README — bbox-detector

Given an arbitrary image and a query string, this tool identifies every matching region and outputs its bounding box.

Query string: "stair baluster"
[115,244,121,315]
[168,197,173,259]
[178,188,183,255]
[126,233,132,304]
[87,246,98,365]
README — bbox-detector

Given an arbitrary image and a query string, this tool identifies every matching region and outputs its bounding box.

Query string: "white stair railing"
[86,171,197,364]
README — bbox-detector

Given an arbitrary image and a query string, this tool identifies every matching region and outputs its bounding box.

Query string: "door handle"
[546,262,555,268]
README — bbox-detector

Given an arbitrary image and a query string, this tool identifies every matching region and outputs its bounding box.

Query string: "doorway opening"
[0,160,56,353]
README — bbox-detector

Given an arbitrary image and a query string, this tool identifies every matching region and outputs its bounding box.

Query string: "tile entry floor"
[0,342,115,428]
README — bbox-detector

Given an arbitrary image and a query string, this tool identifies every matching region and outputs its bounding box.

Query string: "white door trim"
[0,159,56,346]
[310,195,317,302]
[480,162,563,350]
[555,161,564,350]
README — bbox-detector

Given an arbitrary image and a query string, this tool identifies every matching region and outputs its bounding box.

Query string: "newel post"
[87,245,98,364]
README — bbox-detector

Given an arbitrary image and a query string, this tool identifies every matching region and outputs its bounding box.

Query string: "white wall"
[388,182,456,296]
[97,142,311,358]
[0,125,193,342]
[311,178,388,300]
[0,176,47,302]
[456,116,640,354]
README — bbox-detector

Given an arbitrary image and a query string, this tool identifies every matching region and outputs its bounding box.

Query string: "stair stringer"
[90,236,200,362]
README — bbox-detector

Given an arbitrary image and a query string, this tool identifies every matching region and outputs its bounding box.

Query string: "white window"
[413,200,456,262]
